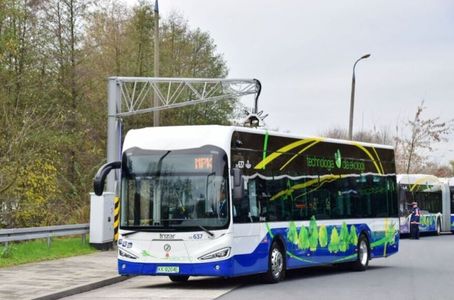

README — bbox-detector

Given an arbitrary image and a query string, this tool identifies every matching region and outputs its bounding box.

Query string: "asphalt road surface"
[64,234,454,300]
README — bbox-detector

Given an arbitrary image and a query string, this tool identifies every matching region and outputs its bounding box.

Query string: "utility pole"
[348,53,370,140]
[153,0,160,126]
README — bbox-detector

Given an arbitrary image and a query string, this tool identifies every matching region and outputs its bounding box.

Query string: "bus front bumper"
[118,258,235,277]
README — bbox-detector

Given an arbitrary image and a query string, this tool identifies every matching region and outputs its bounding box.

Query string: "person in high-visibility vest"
[410,201,420,240]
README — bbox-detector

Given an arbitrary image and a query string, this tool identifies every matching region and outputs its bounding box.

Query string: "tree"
[396,101,453,174]
[420,161,453,177]
[318,224,328,247]
[0,0,234,228]
[339,222,349,252]
[298,226,310,250]
[321,126,394,145]
[328,227,340,253]
[308,216,319,251]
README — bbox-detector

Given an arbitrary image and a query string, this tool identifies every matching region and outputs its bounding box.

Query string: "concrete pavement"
[0,250,127,300]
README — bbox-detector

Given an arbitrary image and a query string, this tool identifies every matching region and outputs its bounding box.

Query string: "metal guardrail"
[0,223,89,246]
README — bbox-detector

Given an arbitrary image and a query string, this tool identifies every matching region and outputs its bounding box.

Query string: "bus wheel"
[169,275,189,282]
[263,241,286,283]
[351,234,369,271]
[436,219,441,236]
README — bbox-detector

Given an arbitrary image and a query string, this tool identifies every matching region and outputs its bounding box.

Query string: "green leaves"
[0,1,233,228]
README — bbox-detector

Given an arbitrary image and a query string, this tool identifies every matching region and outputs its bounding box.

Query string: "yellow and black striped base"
[114,196,120,241]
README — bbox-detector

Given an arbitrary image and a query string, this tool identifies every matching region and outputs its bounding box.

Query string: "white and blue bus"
[398,174,451,235]
[94,125,399,283]
[451,178,454,232]
[446,177,454,232]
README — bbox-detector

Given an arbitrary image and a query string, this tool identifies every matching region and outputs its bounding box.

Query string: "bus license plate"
[157,266,179,273]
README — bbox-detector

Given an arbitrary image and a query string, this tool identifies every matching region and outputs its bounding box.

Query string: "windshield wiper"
[121,227,176,236]
[198,225,214,237]
[122,230,139,237]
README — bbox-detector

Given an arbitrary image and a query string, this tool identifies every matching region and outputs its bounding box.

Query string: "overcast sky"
[129,0,454,164]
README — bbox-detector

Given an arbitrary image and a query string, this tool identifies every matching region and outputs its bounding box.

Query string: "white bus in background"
[94,125,399,283]
[398,174,451,235]
[441,177,454,232]
[450,178,454,232]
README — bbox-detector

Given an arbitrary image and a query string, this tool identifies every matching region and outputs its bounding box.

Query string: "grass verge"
[0,237,96,268]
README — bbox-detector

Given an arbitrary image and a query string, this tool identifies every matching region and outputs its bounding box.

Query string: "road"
[63,234,454,300]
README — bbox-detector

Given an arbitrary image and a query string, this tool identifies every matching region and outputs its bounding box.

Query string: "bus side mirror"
[93,161,122,196]
[232,168,244,203]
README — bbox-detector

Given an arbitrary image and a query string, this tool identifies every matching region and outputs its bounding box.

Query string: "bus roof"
[396,174,442,185]
[123,125,394,152]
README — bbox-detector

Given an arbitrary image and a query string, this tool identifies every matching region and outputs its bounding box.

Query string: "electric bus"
[94,125,399,283]
[444,177,454,232]
[397,174,451,235]
[451,178,454,232]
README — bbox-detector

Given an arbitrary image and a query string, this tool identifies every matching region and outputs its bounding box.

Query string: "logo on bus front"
[160,233,175,239]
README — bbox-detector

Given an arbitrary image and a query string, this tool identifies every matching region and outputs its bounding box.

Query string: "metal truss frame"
[105,77,261,193]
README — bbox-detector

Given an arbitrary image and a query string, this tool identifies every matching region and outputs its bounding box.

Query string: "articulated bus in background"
[397,174,451,235]
[442,177,454,232]
[451,178,454,232]
[94,125,399,283]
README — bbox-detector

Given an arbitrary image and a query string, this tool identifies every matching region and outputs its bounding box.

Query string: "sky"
[127,0,454,164]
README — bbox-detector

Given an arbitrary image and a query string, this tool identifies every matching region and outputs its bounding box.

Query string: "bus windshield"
[398,183,442,216]
[120,146,229,231]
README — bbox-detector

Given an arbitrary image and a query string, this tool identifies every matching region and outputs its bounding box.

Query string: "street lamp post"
[348,53,371,140]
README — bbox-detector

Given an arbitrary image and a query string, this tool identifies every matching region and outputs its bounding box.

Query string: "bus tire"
[169,275,189,282]
[263,241,286,283]
[436,219,441,236]
[351,234,369,271]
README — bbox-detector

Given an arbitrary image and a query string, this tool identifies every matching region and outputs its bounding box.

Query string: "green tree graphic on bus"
[328,227,340,253]
[298,226,310,250]
[349,225,358,246]
[339,222,349,252]
[287,221,298,245]
[308,216,319,251]
[319,224,328,247]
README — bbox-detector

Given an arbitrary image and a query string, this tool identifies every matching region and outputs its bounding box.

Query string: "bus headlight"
[119,248,138,260]
[198,247,231,260]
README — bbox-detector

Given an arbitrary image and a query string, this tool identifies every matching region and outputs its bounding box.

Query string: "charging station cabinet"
[89,192,114,250]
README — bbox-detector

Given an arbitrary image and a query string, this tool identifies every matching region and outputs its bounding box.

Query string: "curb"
[33,275,132,300]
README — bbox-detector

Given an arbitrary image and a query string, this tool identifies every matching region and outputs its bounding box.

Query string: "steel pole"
[348,54,370,140]
[348,72,356,140]
[153,0,160,126]
[107,78,120,193]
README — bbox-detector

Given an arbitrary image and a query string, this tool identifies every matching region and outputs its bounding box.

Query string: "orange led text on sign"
[194,157,213,170]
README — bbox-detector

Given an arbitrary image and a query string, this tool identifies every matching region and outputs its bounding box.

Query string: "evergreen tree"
[339,222,349,252]
[319,224,328,247]
[328,227,340,253]
[287,221,298,245]
[308,216,319,251]
[349,225,358,246]
[298,226,310,250]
